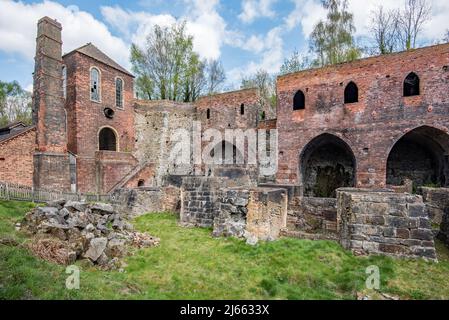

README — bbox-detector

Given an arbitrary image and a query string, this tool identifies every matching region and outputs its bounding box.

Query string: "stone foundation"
[287,197,338,236]
[337,188,437,261]
[113,186,180,216]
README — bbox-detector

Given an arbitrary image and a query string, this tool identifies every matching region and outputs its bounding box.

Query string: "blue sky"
[0,0,448,91]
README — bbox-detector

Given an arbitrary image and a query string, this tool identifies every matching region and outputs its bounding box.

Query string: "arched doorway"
[99,127,117,151]
[387,126,449,188]
[300,134,356,198]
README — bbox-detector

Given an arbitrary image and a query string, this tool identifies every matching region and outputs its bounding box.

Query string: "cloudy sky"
[0,0,448,91]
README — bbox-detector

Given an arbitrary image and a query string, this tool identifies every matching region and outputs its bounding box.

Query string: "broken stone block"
[84,237,107,262]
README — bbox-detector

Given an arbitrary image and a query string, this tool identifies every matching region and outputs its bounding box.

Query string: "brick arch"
[97,126,119,152]
[386,125,449,188]
[299,133,357,198]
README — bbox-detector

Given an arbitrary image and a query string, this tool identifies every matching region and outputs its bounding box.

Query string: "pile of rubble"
[19,200,159,269]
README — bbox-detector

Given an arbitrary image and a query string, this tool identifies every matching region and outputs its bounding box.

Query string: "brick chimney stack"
[32,17,71,191]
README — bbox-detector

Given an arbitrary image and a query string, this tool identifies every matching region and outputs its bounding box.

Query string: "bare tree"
[398,0,432,50]
[444,29,449,43]
[205,60,226,95]
[241,70,276,118]
[370,6,401,54]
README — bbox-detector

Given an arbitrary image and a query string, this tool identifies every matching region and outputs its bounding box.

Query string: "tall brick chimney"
[32,17,71,191]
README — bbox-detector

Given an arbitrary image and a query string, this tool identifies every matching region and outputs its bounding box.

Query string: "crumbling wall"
[337,188,437,260]
[419,187,449,225]
[419,187,449,248]
[180,176,223,227]
[287,197,338,236]
[212,189,249,238]
[245,188,287,242]
[134,101,197,186]
[113,186,180,216]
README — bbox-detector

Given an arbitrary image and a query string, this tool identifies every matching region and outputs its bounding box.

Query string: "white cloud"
[228,26,284,86]
[101,0,228,61]
[239,0,278,24]
[0,0,130,69]
[287,0,449,43]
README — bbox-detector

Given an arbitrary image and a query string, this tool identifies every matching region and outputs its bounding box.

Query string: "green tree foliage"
[309,0,361,67]
[279,50,313,75]
[131,21,225,102]
[0,81,32,127]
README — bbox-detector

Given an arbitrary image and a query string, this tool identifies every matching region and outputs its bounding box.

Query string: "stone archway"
[387,126,449,188]
[300,133,356,198]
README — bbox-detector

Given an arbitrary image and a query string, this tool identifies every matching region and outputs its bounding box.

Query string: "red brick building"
[31,16,137,194]
[276,44,449,197]
[0,122,36,186]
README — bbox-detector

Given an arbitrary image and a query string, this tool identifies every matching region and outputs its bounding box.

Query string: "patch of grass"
[0,201,449,300]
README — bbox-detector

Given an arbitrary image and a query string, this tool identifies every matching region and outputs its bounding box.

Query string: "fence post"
[6,183,10,201]
[31,186,35,203]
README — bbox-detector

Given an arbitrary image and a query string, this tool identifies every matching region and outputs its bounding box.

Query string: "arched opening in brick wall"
[403,72,420,97]
[138,179,145,187]
[99,127,117,151]
[300,134,356,198]
[387,126,449,189]
[210,140,244,165]
[293,90,305,110]
[344,81,358,104]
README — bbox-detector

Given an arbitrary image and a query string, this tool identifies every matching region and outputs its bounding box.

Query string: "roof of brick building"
[0,121,35,144]
[63,43,134,77]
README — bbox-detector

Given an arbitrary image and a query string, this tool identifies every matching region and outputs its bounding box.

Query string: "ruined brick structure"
[1,17,449,259]
[276,44,449,193]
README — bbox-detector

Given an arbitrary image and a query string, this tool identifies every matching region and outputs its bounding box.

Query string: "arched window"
[138,180,145,187]
[403,72,420,97]
[261,111,266,120]
[62,65,67,99]
[206,108,210,119]
[240,104,245,115]
[115,78,123,108]
[344,81,358,104]
[90,67,100,102]
[99,127,117,151]
[293,90,305,110]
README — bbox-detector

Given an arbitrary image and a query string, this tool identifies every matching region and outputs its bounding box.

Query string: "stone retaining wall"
[337,188,437,260]
[287,197,338,235]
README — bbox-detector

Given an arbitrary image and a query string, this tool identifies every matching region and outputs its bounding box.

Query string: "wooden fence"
[0,182,123,204]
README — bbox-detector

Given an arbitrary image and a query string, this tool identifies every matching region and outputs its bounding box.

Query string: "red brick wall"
[276,44,449,189]
[124,164,156,189]
[196,88,260,131]
[63,52,136,193]
[95,151,138,193]
[0,129,36,186]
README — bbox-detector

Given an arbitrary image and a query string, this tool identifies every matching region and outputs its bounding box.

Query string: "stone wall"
[287,197,338,237]
[245,188,287,242]
[113,186,180,216]
[180,176,223,227]
[418,187,449,248]
[419,187,449,225]
[133,100,197,186]
[0,128,36,186]
[337,188,437,260]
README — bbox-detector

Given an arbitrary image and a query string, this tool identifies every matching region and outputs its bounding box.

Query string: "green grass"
[0,200,449,300]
